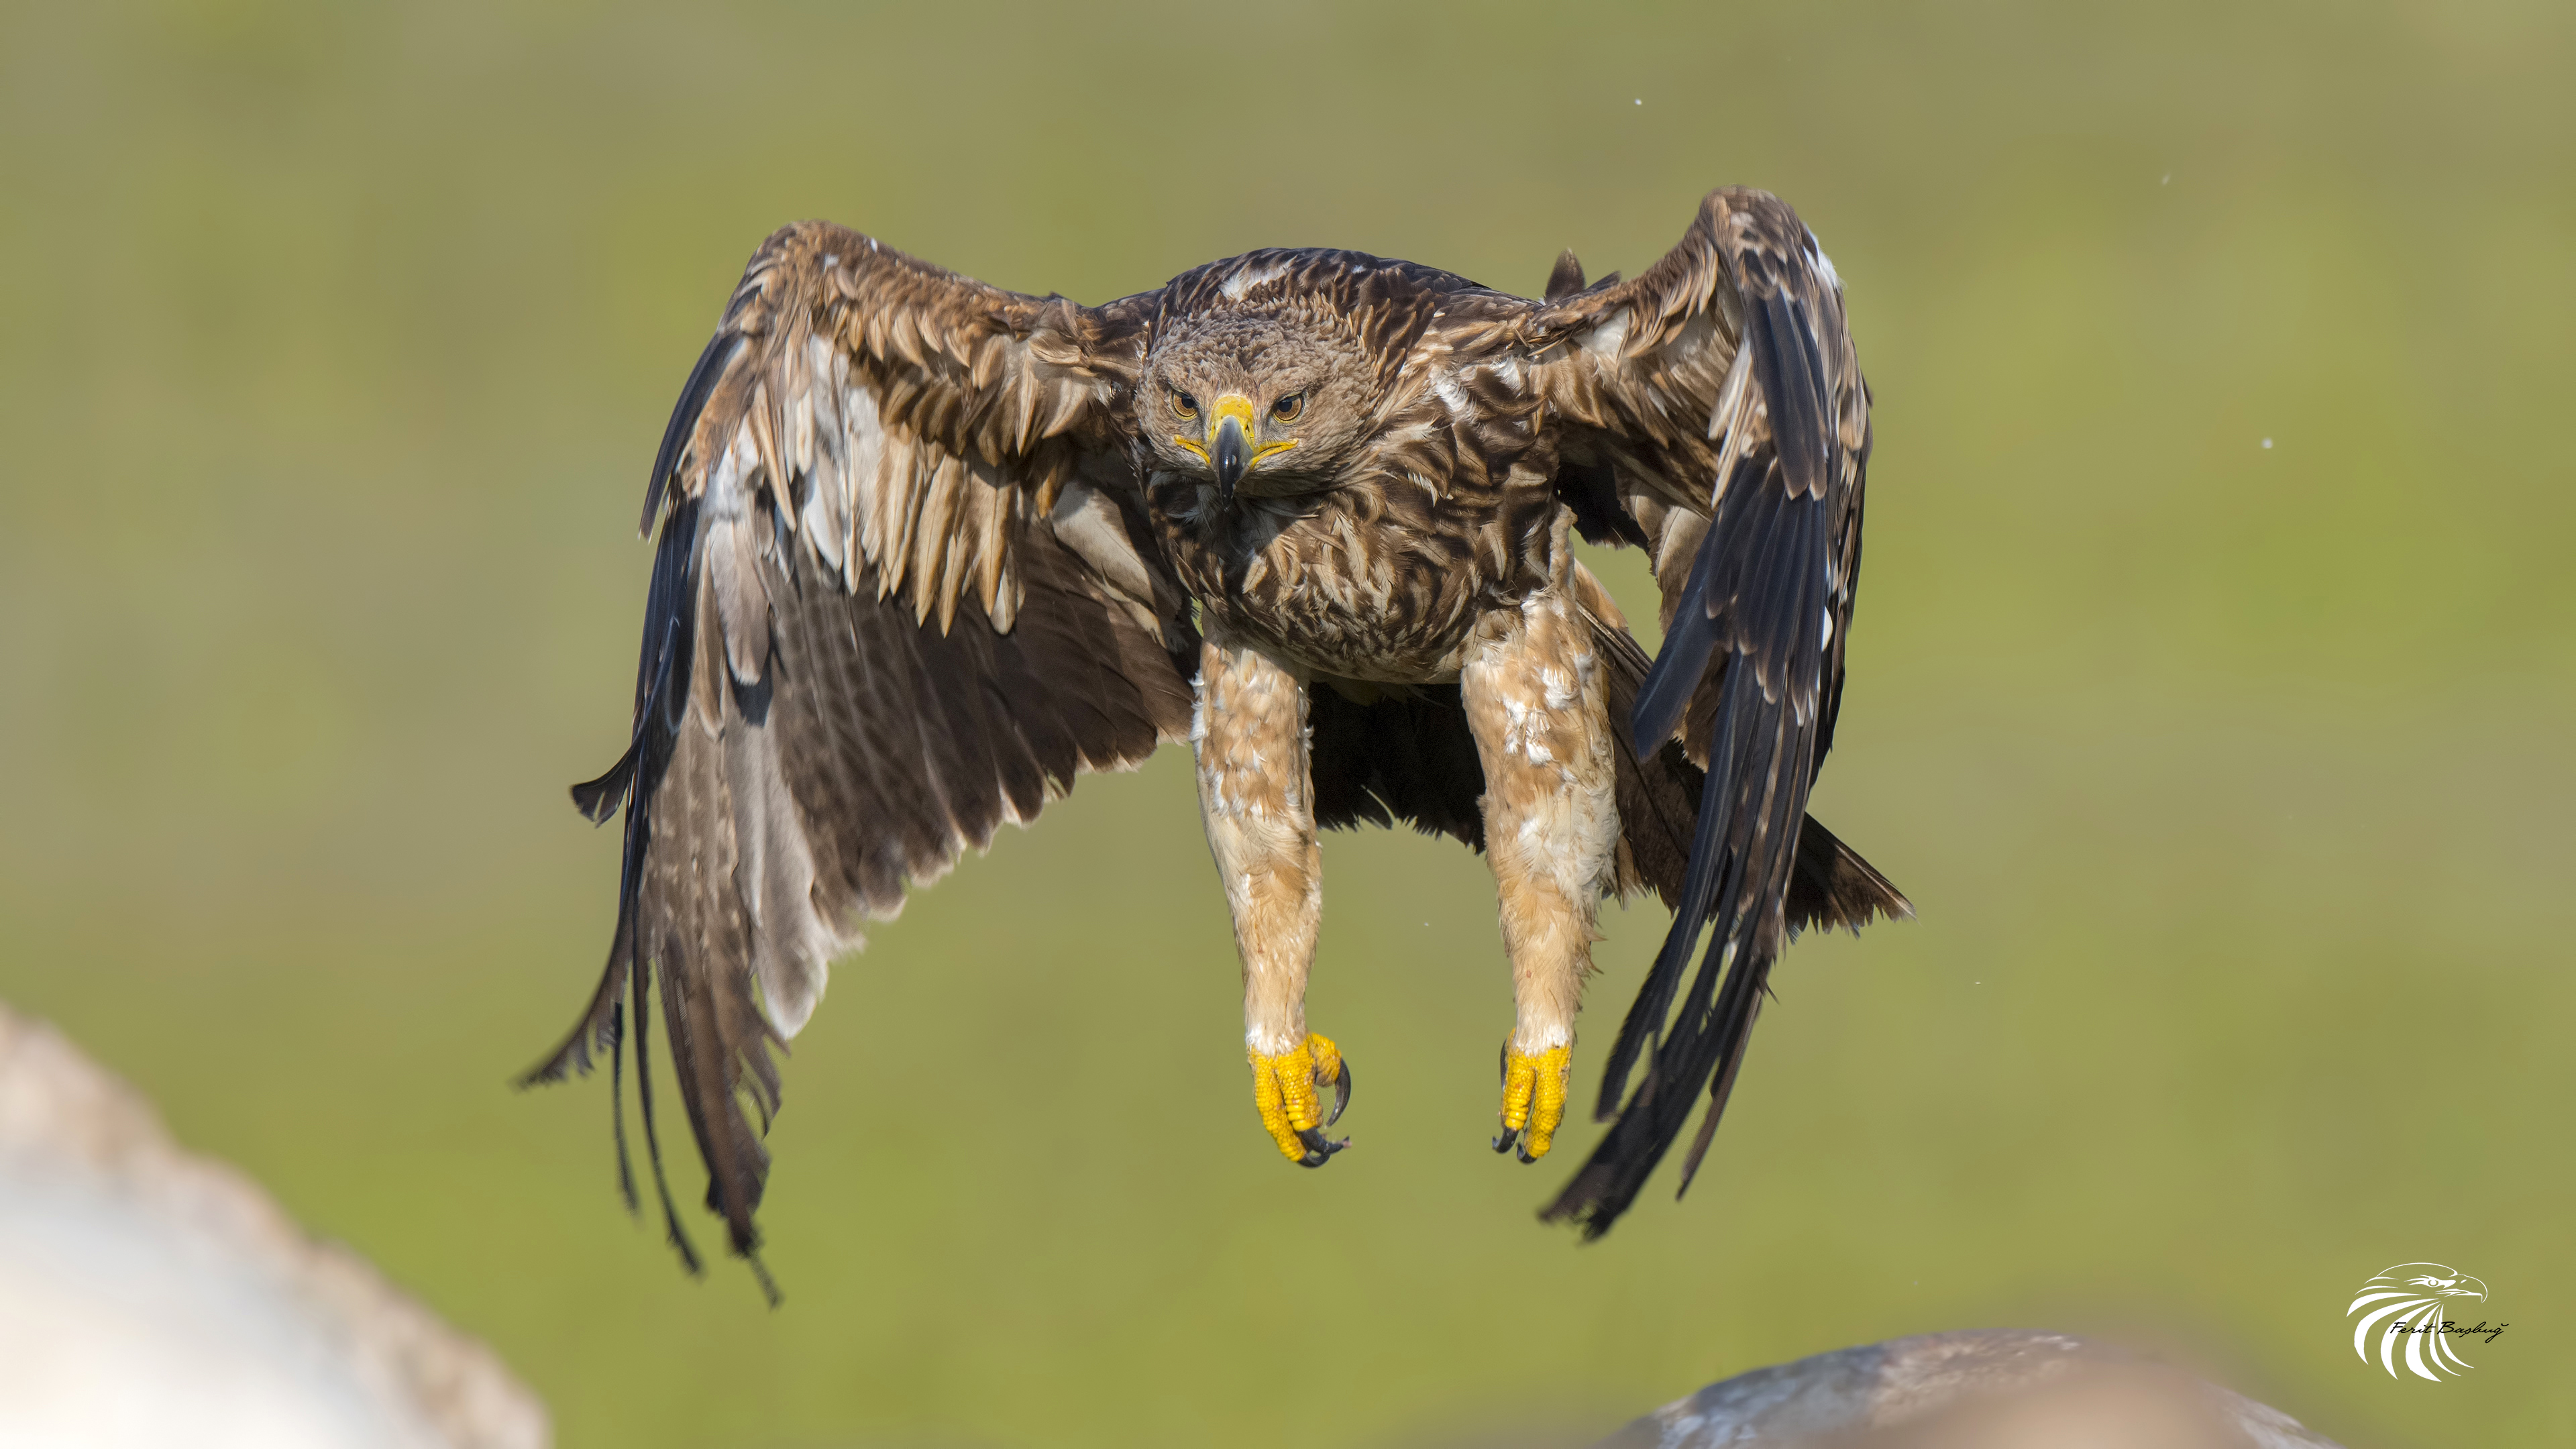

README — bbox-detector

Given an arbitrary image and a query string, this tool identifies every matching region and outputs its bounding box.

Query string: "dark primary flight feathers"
[528,188,1907,1289]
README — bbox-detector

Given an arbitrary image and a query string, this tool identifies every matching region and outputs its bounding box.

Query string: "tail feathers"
[1784,813,1913,937]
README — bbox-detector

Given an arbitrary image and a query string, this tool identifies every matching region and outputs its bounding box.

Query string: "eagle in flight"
[528,187,1910,1289]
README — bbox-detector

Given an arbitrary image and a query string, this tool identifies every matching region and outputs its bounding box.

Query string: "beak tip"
[1213,415,1251,498]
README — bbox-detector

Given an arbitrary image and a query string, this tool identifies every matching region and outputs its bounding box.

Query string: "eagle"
[2347,1263,2491,1380]
[526,186,1911,1289]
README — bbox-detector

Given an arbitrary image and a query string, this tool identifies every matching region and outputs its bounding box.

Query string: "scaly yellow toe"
[1250,1032,1351,1167]
[1495,1042,1572,1162]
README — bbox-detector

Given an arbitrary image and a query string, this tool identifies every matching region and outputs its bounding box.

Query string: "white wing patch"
[1221,261,1287,301]
[1432,372,1470,418]
[1582,311,1631,360]
[1804,231,1843,291]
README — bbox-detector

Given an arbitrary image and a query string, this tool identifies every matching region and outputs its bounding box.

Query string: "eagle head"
[1142,302,1372,504]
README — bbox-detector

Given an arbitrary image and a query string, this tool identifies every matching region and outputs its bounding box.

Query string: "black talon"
[1492,1126,1521,1155]
[1296,1126,1348,1167]
[1326,1059,1353,1127]
[1516,1140,1538,1165]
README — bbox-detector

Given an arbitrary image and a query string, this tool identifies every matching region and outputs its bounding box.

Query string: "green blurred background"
[1,1,2568,1445]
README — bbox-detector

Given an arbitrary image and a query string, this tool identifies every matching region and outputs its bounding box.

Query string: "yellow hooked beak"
[1174,394,1299,499]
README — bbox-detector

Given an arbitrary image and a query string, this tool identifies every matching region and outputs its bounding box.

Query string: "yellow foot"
[1250,1033,1352,1168]
[1493,1042,1572,1163]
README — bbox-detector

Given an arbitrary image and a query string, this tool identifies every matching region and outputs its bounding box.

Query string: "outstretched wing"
[524,224,1194,1287]
[1520,188,1880,1234]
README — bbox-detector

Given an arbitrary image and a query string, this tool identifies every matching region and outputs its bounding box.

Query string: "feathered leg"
[1193,629,1348,1167]
[1462,588,1619,1162]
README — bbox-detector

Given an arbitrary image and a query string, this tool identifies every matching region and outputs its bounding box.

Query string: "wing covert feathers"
[1529,189,1882,1237]
[639,221,1146,633]
[526,231,1192,1287]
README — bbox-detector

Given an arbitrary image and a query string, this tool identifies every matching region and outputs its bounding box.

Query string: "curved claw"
[1492,1125,1522,1155]
[1251,1033,1354,1167]
[1295,1126,1348,1168]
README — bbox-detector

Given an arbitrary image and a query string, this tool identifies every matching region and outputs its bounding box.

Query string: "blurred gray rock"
[1597,1330,2343,1449]
[0,1002,549,1449]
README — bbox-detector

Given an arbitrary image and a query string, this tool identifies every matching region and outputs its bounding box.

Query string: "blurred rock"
[1597,1330,2343,1449]
[0,1002,549,1449]
[0,998,2347,1449]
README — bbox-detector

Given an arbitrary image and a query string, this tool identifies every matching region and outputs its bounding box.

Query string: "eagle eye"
[1271,393,1305,423]
[1171,389,1198,419]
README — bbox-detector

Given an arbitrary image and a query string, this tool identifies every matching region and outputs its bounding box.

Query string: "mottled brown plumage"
[529,188,1909,1285]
